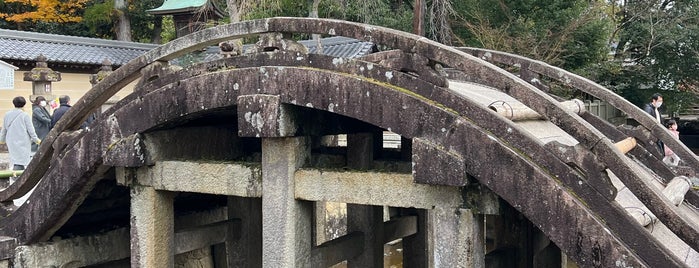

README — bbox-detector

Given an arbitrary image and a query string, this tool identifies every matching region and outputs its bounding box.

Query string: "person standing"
[643,93,665,154]
[663,120,681,166]
[0,96,41,170]
[643,93,664,124]
[51,95,71,128]
[31,96,52,152]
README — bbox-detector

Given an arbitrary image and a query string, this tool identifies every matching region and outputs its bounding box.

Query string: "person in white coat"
[0,96,41,170]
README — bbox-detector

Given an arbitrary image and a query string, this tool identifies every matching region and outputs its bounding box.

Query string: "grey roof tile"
[0,29,375,67]
[0,29,158,66]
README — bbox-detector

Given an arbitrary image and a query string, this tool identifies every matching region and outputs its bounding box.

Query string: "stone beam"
[13,228,130,268]
[295,170,462,209]
[12,218,236,267]
[127,161,262,197]
[105,126,242,167]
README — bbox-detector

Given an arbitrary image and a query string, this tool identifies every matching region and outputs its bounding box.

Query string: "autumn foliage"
[0,0,89,23]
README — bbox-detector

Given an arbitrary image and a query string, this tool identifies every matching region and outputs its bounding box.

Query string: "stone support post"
[428,207,485,268]
[261,137,313,267]
[130,185,175,268]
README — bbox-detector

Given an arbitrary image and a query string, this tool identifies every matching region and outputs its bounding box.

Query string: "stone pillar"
[429,207,485,268]
[130,185,175,268]
[261,137,313,267]
[346,132,384,267]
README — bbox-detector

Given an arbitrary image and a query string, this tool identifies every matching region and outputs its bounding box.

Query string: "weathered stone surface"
[130,185,174,268]
[359,50,448,87]
[134,161,262,197]
[295,169,462,209]
[428,207,485,268]
[261,137,313,267]
[0,237,15,260]
[412,137,467,186]
[544,141,616,199]
[104,134,145,167]
[237,94,299,137]
[462,182,501,215]
[3,17,696,268]
[248,32,309,54]
[0,64,665,267]
[13,228,129,268]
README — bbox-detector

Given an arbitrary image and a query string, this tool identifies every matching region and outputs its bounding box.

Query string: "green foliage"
[82,0,114,38]
[598,0,699,113]
[127,0,163,43]
[452,0,612,71]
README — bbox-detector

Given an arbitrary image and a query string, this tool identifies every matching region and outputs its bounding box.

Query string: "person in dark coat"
[643,92,664,124]
[51,95,71,128]
[31,96,51,152]
[643,92,665,155]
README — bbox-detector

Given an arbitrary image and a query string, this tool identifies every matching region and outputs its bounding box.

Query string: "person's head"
[59,95,70,105]
[651,93,663,108]
[666,119,678,130]
[12,96,26,108]
[34,96,47,107]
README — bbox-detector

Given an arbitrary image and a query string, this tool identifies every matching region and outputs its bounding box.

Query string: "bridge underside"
[0,18,698,267]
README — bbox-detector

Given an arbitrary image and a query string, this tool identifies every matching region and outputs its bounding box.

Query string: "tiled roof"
[202,36,376,62]
[0,29,158,66]
[302,36,376,58]
[0,29,376,67]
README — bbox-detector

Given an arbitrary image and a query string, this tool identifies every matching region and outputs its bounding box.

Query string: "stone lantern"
[23,54,60,103]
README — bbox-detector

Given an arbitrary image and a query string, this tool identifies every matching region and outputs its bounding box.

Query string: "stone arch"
[0,18,696,267]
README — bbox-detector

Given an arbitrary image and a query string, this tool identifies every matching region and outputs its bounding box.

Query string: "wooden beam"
[383,215,417,243]
[174,219,240,254]
[311,231,364,267]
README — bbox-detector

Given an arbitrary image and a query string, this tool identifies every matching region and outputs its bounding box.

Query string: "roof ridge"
[0,29,158,50]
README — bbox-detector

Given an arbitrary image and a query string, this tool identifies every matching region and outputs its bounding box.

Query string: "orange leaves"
[0,0,89,23]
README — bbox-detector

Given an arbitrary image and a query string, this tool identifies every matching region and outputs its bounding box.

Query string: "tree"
[426,0,455,44]
[452,0,612,71]
[114,0,132,41]
[0,0,89,25]
[598,0,699,113]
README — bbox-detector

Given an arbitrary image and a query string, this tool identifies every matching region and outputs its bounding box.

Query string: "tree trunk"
[413,0,425,36]
[114,0,132,41]
[151,16,163,44]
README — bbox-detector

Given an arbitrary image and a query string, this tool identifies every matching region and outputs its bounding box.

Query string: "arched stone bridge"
[0,18,697,267]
